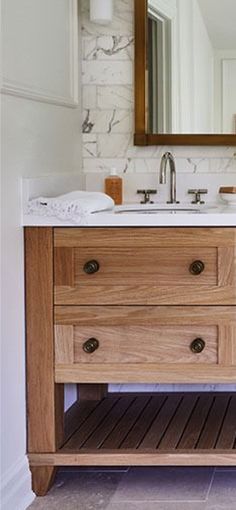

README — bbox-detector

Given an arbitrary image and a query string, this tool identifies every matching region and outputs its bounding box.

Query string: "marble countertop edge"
[22,207,236,227]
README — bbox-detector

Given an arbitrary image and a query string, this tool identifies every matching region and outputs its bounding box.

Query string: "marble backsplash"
[81,0,236,192]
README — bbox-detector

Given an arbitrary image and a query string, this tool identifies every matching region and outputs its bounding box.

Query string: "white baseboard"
[1,456,35,510]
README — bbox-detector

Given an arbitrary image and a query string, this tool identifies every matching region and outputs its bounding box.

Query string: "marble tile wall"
[81,0,236,198]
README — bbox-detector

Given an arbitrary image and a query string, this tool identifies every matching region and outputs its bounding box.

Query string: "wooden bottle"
[104,168,123,205]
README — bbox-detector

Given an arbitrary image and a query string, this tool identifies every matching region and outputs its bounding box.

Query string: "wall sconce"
[90,0,113,24]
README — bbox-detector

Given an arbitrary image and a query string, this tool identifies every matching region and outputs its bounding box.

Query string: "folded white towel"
[27,191,114,223]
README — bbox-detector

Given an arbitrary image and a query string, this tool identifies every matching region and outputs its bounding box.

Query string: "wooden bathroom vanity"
[25,227,236,496]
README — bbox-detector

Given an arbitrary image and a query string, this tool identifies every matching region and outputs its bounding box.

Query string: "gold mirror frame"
[134,0,236,146]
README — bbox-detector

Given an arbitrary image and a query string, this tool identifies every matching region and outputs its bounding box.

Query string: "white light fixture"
[90,0,113,25]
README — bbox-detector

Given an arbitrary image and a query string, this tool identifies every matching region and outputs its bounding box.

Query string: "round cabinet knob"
[83,260,100,275]
[189,260,205,275]
[190,338,206,354]
[83,337,99,354]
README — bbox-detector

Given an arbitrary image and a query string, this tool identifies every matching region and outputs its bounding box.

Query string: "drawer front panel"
[55,247,217,286]
[54,228,236,305]
[54,306,236,375]
[56,324,218,364]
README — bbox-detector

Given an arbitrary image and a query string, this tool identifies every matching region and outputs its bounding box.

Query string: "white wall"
[176,0,214,133]
[214,51,236,133]
[222,59,236,133]
[192,0,214,132]
[0,1,82,509]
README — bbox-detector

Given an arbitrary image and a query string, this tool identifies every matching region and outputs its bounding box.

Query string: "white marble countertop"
[23,203,236,227]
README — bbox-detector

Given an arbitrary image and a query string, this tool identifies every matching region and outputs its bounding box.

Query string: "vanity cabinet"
[25,227,236,496]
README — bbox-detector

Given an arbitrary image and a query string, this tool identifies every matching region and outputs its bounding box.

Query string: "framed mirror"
[134,0,236,145]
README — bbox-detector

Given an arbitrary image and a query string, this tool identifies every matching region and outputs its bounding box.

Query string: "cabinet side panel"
[25,227,58,452]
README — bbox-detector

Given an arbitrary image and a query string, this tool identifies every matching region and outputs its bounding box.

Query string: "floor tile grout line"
[205,467,216,502]
[107,498,210,503]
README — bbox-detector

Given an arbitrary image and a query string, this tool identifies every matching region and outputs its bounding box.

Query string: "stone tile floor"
[28,467,236,510]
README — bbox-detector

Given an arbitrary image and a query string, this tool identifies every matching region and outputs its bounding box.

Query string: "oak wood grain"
[55,363,236,384]
[28,451,236,466]
[54,228,236,305]
[134,1,236,147]
[30,466,57,496]
[55,325,218,365]
[54,227,236,248]
[134,0,148,135]
[72,247,217,286]
[55,305,236,325]
[25,227,64,453]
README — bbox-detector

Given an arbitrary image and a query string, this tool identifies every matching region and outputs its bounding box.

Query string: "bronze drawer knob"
[83,260,100,274]
[83,338,99,354]
[190,338,206,354]
[189,260,205,275]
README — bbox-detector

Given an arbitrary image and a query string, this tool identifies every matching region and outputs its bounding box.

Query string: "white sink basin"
[115,204,218,215]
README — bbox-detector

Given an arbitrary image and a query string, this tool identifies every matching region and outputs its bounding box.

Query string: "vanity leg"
[78,384,108,401]
[25,228,64,496]
[31,466,57,496]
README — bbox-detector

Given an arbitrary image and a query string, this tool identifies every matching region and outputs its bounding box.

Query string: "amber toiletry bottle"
[104,168,123,205]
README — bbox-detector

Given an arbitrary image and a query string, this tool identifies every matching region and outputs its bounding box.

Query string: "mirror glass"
[148,0,236,134]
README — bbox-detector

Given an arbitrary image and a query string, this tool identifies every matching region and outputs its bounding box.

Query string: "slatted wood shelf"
[29,392,236,466]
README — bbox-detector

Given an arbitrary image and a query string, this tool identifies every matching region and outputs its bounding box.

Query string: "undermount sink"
[115,204,217,215]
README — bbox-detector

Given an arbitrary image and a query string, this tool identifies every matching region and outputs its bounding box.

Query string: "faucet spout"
[159,152,179,204]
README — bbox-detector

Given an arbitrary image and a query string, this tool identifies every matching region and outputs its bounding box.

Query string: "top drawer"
[54,227,236,305]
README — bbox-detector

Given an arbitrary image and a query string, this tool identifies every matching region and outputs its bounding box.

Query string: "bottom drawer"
[54,306,236,380]
[56,324,217,364]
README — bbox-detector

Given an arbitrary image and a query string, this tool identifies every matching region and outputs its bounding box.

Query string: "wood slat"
[28,391,236,471]
[101,395,151,449]
[120,396,167,449]
[140,395,182,448]
[197,395,230,449]
[64,397,120,450]
[177,395,213,449]
[28,393,236,468]
[64,400,100,446]
[158,394,199,450]
[216,395,236,449]
[82,396,135,449]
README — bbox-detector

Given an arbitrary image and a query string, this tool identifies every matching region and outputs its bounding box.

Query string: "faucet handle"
[188,189,208,205]
[137,189,157,204]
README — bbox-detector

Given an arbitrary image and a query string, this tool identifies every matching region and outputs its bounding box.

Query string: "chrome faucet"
[159,152,179,204]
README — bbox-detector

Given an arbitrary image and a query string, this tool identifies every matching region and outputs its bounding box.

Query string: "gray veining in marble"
[83,36,134,61]
[83,109,133,134]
